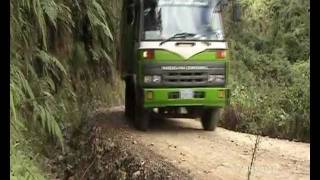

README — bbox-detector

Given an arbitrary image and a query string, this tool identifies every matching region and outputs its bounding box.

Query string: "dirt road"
[96,106,310,180]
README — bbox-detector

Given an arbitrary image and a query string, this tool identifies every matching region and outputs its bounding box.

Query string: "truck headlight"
[208,75,225,83]
[152,75,161,83]
[144,75,161,83]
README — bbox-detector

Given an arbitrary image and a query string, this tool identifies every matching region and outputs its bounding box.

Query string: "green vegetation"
[221,0,310,142]
[10,0,123,178]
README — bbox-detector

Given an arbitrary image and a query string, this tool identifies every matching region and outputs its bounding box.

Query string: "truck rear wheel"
[201,108,221,131]
[125,78,134,120]
[133,90,149,131]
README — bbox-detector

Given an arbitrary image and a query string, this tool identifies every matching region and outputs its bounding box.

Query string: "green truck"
[120,0,237,131]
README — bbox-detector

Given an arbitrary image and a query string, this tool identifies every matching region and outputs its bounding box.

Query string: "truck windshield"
[143,0,224,41]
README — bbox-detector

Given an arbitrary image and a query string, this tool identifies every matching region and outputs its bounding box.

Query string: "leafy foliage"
[86,0,113,41]
[10,128,47,180]
[10,0,123,178]
[221,0,310,141]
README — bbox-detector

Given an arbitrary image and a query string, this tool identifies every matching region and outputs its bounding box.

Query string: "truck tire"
[133,89,149,131]
[201,108,221,131]
[125,78,134,120]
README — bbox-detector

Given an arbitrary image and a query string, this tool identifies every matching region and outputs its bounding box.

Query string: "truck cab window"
[143,0,162,39]
[144,1,161,30]
[143,0,224,41]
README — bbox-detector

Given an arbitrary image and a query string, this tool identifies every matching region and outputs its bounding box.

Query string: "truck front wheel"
[125,78,134,120]
[201,108,221,131]
[133,90,149,131]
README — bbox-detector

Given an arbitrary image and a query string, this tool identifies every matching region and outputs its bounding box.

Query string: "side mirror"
[127,4,135,26]
[233,1,241,22]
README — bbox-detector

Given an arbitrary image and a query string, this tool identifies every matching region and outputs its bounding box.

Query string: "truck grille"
[142,62,226,87]
[164,72,207,84]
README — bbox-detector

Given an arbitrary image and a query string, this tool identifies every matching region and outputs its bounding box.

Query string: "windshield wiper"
[159,32,196,45]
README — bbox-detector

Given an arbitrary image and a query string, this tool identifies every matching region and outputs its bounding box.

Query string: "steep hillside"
[10,0,123,178]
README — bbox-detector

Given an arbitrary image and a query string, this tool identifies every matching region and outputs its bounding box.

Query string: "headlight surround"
[144,75,161,83]
[208,75,225,83]
[152,75,161,83]
[144,75,152,83]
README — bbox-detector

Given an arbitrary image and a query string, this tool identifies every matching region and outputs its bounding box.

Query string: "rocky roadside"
[46,108,192,180]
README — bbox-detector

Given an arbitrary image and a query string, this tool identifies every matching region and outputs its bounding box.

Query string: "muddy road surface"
[95,106,310,180]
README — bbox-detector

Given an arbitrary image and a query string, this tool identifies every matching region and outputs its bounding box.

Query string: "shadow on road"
[148,113,203,133]
[93,107,204,133]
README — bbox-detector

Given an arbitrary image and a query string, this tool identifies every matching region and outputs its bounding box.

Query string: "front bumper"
[143,87,230,108]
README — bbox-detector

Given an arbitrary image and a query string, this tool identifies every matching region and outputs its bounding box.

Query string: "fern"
[41,0,58,28]
[10,62,35,101]
[57,3,75,29]
[32,0,48,50]
[11,61,65,152]
[32,100,65,153]
[36,49,67,77]
[86,0,113,40]
[10,0,122,177]
[90,47,113,65]
[10,91,26,132]
[20,0,31,11]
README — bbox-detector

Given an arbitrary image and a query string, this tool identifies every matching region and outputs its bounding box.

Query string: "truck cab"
[120,0,231,131]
